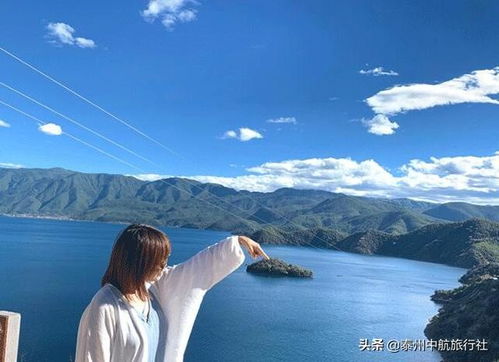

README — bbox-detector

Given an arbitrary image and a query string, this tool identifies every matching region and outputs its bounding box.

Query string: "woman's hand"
[237,236,270,260]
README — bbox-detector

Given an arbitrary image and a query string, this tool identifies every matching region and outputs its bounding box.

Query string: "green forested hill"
[423,202,499,222]
[253,219,499,269]
[2,167,499,239]
[425,263,499,361]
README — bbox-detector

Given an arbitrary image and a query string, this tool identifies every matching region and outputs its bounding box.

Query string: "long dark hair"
[101,224,171,301]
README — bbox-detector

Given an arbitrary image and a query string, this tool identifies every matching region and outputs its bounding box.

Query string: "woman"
[75,224,269,362]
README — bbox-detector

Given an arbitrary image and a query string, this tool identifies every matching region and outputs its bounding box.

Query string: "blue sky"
[1,0,499,204]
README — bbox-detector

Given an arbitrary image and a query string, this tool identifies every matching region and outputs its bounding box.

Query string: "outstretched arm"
[168,235,245,292]
[154,235,269,294]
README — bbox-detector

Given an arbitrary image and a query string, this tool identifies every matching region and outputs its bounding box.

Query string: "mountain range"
[2,167,499,236]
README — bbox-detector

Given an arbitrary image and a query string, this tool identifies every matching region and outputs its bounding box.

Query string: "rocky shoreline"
[425,263,499,361]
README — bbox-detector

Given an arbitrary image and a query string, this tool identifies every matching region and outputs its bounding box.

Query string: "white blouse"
[75,235,246,362]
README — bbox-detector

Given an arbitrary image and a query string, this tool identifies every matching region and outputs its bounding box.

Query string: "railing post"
[0,311,21,362]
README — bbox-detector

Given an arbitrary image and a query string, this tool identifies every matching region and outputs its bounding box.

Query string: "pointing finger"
[257,246,270,260]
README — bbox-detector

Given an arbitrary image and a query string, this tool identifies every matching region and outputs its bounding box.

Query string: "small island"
[246,258,313,278]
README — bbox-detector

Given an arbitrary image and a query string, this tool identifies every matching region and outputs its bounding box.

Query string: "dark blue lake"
[0,216,466,361]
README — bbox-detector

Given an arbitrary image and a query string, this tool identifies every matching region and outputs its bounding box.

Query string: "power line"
[0,46,180,157]
[0,50,344,254]
[0,82,336,252]
[0,99,140,170]
[0,81,158,167]
[0,98,334,253]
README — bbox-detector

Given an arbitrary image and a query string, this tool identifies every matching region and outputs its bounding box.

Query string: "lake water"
[0,216,466,361]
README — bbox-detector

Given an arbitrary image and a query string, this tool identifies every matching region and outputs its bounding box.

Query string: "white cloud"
[361,114,399,135]
[130,151,499,204]
[221,127,263,142]
[46,22,96,48]
[0,162,23,169]
[222,130,237,139]
[363,66,499,135]
[240,128,263,141]
[177,9,197,22]
[131,173,171,182]
[266,117,297,124]
[367,67,499,115]
[38,123,63,136]
[142,0,199,30]
[74,37,95,48]
[359,67,399,76]
[0,120,10,128]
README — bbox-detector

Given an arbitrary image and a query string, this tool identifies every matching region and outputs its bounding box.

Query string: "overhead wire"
[0,100,336,250]
[2,95,337,254]
[1,98,317,246]
[0,63,340,254]
[0,47,345,254]
[0,46,180,157]
[0,81,158,167]
[0,99,140,170]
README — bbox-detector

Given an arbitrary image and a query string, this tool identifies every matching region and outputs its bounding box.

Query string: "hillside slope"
[2,167,499,237]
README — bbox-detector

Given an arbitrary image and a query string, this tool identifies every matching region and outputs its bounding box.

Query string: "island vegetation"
[246,258,313,278]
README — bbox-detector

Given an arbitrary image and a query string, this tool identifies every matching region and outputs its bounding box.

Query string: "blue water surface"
[0,216,466,361]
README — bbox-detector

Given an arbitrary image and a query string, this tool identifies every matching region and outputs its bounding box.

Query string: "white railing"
[0,311,20,362]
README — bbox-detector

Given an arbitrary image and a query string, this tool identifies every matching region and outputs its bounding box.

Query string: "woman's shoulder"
[79,284,122,324]
[88,284,121,309]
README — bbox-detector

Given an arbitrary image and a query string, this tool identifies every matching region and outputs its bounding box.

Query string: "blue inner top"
[141,291,167,362]
[108,284,168,362]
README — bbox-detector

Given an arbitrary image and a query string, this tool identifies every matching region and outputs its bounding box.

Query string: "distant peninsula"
[246,258,313,278]
[250,218,499,270]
